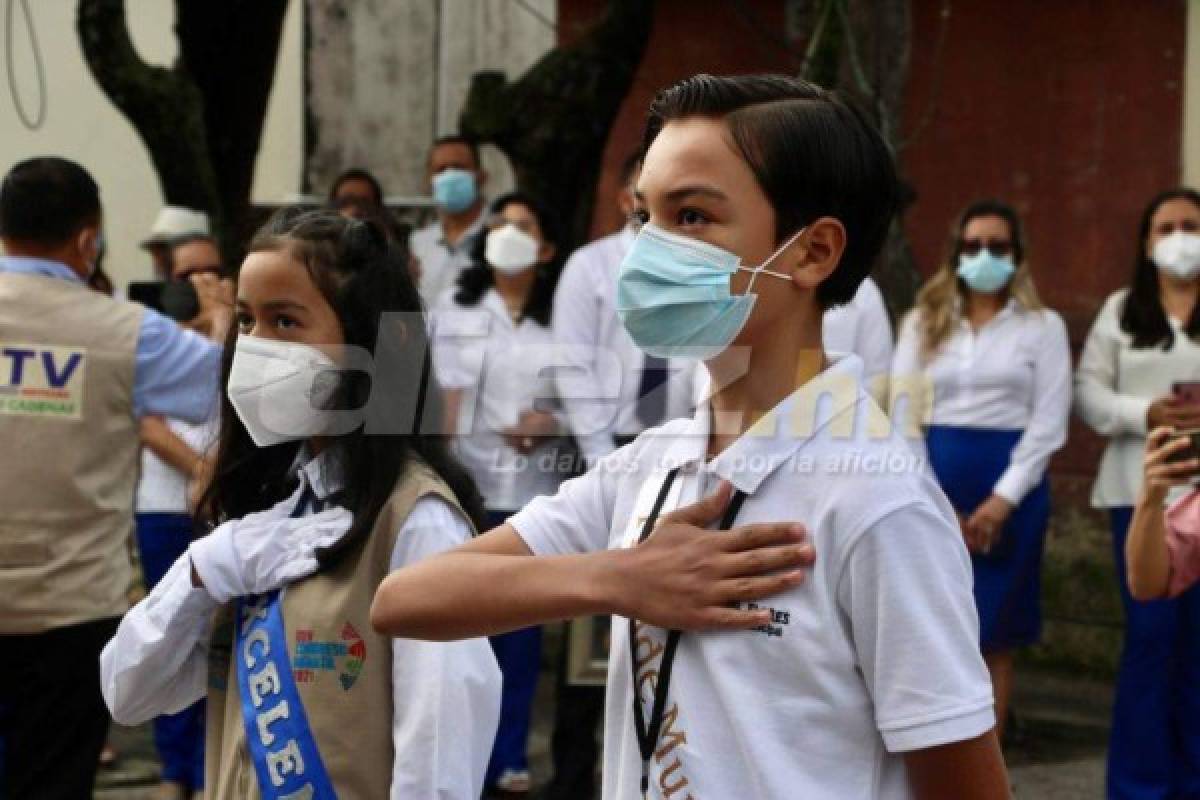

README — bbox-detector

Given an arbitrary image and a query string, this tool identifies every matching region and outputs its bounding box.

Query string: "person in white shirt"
[826,274,893,394]
[889,199,1070,741]
[373,73,1007,800]
[553,152,697,470]
[431,191,573,796]
[101,210,501,799]
[131,234,227,800]
[410,135,488,308]
[1075,187,1200,800]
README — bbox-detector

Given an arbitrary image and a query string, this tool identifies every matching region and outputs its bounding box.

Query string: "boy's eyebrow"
[663,185,728,203]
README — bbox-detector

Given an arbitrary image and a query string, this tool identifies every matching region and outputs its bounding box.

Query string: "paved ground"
[95,661,1112,799]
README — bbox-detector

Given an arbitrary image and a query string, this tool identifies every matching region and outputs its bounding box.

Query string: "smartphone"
[1173,381,1200,405]
[1166,429,1200,466]
[128,280,199,323]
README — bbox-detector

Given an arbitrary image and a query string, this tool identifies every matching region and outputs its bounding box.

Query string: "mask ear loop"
[739,227,808,291]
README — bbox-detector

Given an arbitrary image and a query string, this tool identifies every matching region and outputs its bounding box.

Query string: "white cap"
[141,206,210,248]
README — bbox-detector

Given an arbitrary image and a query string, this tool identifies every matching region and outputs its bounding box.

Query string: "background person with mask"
[431,192,570,798]
[133,234,230,800]
[140,205,211,281]
[410,135,488,307]
[0,157,222,800]
[889,199,1070,744]
[1076,187,1200,800]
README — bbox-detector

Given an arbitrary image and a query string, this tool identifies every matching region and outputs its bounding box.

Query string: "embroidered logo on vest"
[293,622,366,690]
[0,343,86,419]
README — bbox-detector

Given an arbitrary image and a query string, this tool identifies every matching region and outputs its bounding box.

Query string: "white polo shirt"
[509,353,995,800]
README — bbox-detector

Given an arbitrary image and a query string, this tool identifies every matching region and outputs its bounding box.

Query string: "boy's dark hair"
[329,168,385,208]
[0,157,101,244]
[644,74,899,309]
[429,135,482,170]
[198,209,485,567]
[456,191,563,327]
[1121,187,1200,349]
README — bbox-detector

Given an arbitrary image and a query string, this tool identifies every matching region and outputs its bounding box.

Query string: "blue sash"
[234,483,337,799]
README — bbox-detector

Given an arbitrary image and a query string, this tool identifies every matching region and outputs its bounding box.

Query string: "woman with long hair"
[431,191,570,797]
[100,209,501,799]
[1076,187,1200,799]
[890,200,1071,739]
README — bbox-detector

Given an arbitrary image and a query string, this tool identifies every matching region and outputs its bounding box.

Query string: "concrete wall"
[304,0,555,204]
[0,0,303,289]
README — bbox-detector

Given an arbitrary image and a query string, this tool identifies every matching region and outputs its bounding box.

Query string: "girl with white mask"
[101,210,502,799]
[429,191,572,796]
[890,199,1071,743]
[1076,187,1200,799]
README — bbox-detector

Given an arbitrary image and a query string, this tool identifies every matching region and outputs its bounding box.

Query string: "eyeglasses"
[959,238,1013,257]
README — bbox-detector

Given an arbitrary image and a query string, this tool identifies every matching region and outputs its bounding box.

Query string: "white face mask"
[227,335,341,447]
[485,224,540,274]
[1153,231,1200,280]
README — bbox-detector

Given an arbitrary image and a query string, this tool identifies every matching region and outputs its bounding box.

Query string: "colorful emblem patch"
[293,622,366,690]
[0,343,86,419]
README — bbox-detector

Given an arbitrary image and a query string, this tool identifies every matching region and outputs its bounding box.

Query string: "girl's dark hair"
[644,73,898,310]
[950,199,1025,265]
[329,168,385,207]
[197,208,485,567]
[1120,187,1200,349]
[453,191,563,327]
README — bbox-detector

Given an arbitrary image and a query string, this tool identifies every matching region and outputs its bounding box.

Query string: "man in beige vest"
[0,157,223,800]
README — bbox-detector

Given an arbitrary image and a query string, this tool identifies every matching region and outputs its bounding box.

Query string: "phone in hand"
[1173,381,1200,406]
[1166,428,1200,467]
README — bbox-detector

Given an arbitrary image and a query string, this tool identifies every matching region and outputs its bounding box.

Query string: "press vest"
[0,272,142,633]
[205,463,469,799]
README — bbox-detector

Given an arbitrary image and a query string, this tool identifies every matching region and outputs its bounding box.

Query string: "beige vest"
[205,463,469,800]
[0,272,142,633]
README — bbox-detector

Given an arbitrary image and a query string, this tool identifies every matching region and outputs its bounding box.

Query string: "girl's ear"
[790,217,846,293]
[538,242,557,264]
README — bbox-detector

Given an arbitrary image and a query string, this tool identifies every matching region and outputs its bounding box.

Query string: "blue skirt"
[925,425,1050,652]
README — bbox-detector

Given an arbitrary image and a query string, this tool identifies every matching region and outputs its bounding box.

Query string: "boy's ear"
[790,217,846,293]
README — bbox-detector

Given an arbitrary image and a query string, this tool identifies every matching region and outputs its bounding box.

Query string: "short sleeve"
[134,309,221,421]
[837,501,996,752]
[506,445,629,556]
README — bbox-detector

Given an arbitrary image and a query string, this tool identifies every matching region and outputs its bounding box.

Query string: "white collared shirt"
[889,299,1072,505]
[101,450,502,799]
[509,354,994,800]
[824,276,894,388]
[410,214,486,308]
[1076,288,1200,507]
[430,287,573,511]
[551,227,697,466]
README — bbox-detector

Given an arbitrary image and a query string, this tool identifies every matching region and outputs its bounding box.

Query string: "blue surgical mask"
[432,168,478,213]
[616,223,804,361]
[956,250,1015,293]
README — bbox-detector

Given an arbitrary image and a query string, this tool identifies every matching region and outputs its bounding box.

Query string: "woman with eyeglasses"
[429,191,572,797]
[1075,187,1200,799]
[890,199,1071,739]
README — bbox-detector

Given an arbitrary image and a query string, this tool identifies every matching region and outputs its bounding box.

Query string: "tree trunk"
[458,0,654,252]
[77,0,288,266]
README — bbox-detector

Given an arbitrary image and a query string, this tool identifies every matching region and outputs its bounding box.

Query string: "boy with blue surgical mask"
[374,74,1008,800]
[410,135,489,307]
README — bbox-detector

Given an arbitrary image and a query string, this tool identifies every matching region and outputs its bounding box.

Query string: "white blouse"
[431,287,573,511]
[101,453,502,800]
[890,299,1072,505]
[1076,288,1200,508]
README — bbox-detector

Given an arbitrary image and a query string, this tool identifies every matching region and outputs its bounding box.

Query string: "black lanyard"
[629,467,747,798]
